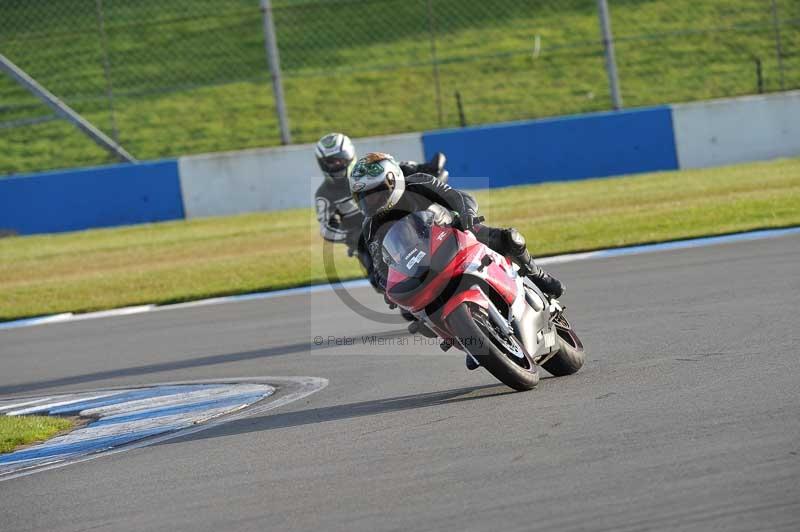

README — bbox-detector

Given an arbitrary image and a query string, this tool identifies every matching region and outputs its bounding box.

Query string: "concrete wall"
[422,107,679,189]
[672,91,800,169]
[0,161,184,236]
[4,91,800,236]
[178,133,424,218]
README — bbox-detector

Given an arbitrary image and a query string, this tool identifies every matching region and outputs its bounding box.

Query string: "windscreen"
[382,211,434,278]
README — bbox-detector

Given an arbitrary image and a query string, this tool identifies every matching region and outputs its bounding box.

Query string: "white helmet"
[315,132,356,181]
[349,152,405,217]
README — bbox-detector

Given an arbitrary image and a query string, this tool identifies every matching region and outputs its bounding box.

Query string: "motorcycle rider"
[314,132,447,284]
[350,152,564,370]
[350,152,565,302]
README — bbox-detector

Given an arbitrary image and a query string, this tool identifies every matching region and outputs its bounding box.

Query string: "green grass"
[1,0,798,174]
[0,415,74,454]
[1,157,799,321]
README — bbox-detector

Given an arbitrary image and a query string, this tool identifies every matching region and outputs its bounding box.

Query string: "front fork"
[441,281,533,364]
[447,279,560,366]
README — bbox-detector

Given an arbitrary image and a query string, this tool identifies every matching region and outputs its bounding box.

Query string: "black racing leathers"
[361,173,565,298]
[315,161,443,268]
[362,172,478,291]
[314,177,364,251]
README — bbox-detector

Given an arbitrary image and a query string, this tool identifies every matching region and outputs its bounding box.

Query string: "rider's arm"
[363,218,390,292]
[406,173,478,222]
[368,238,388,292]
[314,196,349,243]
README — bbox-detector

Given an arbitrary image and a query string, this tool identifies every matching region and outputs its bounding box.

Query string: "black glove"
[455,213,484,231]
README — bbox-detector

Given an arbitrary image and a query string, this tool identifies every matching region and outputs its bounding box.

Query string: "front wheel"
[448,303,539,391]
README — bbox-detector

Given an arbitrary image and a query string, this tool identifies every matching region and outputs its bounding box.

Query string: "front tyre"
[448,303,539,391]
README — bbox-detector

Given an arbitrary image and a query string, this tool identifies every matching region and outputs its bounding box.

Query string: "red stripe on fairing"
[386,227,518,314]
[483,260,518,304]
[441,288,489,321]
[391,245,479,311]
[387,239,484,312]
[387,268,410,286]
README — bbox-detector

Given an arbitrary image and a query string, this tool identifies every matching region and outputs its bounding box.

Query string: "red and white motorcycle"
[383,209,585,390]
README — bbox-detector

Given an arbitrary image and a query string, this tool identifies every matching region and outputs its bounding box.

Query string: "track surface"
[1,235,798,531]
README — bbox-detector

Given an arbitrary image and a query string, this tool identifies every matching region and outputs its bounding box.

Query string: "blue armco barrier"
[422,107,679,188]
[0,160,185,235]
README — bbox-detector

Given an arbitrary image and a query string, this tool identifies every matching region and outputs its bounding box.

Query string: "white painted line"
[67,305,155,321]
[31,313,74,324]
[0,397,57,413]
[538,250,604,265]
[87,385,265,419]
[1,226,798,331]
[0,376,328,482]
[0,313,73,330]
[6,393,122,416]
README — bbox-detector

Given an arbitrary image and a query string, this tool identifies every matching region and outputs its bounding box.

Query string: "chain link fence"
[1,0,798,175]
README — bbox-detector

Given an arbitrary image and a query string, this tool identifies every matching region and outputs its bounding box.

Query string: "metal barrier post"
[95,0,119,142]
[597,0,623,110]
[0,53,136,162]
[770,0,786,90]
[426,0,444,127]
[260,0,292,145]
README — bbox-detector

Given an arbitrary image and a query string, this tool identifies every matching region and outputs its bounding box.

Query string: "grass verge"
[1,157,799,321]
[1,0,798,174]
[0,415,74,454]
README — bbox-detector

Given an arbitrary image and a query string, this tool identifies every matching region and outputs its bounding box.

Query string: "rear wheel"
[541,313,586,376]
[448,303,539,391]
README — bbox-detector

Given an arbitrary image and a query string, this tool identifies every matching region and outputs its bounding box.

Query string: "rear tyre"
[541,315,586,376]
[448,303,539,391]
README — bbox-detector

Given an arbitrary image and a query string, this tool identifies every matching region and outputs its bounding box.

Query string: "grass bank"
[0,416,74,454]
[1,157,799,321]
[1,0,798,173]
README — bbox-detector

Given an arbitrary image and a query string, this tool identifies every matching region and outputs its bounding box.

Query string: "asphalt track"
[1,233,798,532]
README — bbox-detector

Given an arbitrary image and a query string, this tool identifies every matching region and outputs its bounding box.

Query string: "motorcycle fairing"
[387,231,483,312]
[440,287,490,321]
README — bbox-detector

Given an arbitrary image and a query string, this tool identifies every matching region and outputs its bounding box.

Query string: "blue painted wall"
[422,107,679,189]
[0,160,184,235]
[1,106,685,236]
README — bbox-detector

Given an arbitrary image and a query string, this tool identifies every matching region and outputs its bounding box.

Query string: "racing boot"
[517,251,564,299]
[505,229,565,298]
[465,354,479,370]
[474,226,565,298]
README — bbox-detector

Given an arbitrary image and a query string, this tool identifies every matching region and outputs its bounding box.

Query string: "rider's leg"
[472,225,565,298]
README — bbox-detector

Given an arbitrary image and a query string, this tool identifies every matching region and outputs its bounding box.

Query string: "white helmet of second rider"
[315,132,356,181]
[348,152,405,217]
